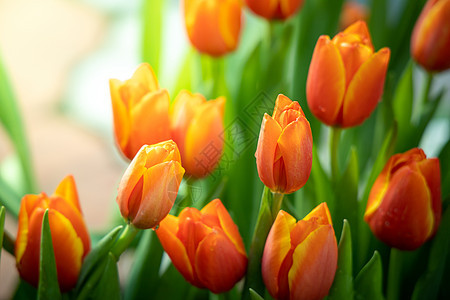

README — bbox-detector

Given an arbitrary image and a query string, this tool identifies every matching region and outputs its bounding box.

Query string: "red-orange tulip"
[339,1,369,30]
[15,175,90,292]
[155,199,247,293]
[245,0,304,20]
[255,94,312,194]
[262,203,338,300]
[170,90,225,178]
[110,63,171,160]
[411,0,450,72]
[364,148,441,250]
[307,21,390,128]
[184,0,243,56]
[117,141,185,229]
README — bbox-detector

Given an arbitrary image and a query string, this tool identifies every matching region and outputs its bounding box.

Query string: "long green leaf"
[439,138,450,199]
[37,209,62,300]
[329,219,354,300]
[141,0,163,75]
[92,252,121,300]
[249,288,264,300]
[0,175,20,217]
[0,206,5,262]
[354,251,385,300]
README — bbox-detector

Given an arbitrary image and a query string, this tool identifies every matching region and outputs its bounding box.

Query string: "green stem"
[271,192,284,220]
[110,223,139,260]
[387,248,402,300]
[2,229,15,256]
[330,127,342,182]
[420,71,433,110]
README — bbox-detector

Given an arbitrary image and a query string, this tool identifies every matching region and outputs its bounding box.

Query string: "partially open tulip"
[110,63,171,160]
[245,0,304,20]
[117,141,185,229]
[306,21,390,128]
[339,1,369,30]
[155,199,247,293]
[411,0,450,72]
[364,148,441,250]
[170,90,225,178]
[255,94,312,194]
[15,175,90,292]
[262,203,338,300]
[184,0,242,56]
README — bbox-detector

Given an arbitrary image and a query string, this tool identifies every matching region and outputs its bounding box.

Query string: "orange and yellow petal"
[53,175,81,213]
[130,63,159,91]
[110,79,131,153]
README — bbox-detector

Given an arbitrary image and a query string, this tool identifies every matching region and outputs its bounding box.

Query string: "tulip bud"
[410,0,450,72]
[15,175,91,292]
[170,90,225,178]
[262,203,338,300]
[184,0,243,56]
[245,0,305,20]
[255,94,312,194]
[339,1,369,31]
[155,199,247,293]
[109,63,171,160]
[364,148,441,250]
[117,141,185,229]
[307,21,390,128]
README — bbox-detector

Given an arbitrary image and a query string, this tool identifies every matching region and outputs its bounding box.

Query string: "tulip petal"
[417,158,441,230]
[131,63,159,91]
[342,47,390,128]
[280,0,304,19]
[110,78,130,153]
[53,175,81,214]
[246,0,279,19]
[132,161,184,229]
[262,210,296,298]
[255,114,283,190]
[129,89,171,159]
[156,215,195,283]
[303,202,333,226]
[288,225,338,300]
[343,20,373,50]
[219,0,242,51]
[184,97,225,178]
[195,230,247,293]
[276,116,312,194]
[306,36,346,126]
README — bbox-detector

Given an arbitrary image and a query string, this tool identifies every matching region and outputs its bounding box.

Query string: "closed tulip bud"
[262,203,338,300]
[245,0,305,20]
[411,0,450,72]
[15,175,91,292]
[110,63,171,160]
[255,94,312,194]
[155,199,247,293]
[364,148,441,250]
[339,2,369,31]
[184,0,242,56]
[307,21,390,128]
[117,141,185,229]
[170,90,225,178]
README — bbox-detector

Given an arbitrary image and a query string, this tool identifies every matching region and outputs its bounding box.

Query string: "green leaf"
[0,55,36,193]
[13,280,37,300]
[0,175,20,217]
[141,0,163,75]
[439,138,450,199]
[329,219,354,300]
[125,229,164,300]
[368,0,387,49]
[249,288,264,300]
[310,145,333,208]
[37,209,62,300]
[0,206,5,262]
[412,205,450,300]
[76,225,122,291]
[92,252,121,300]
[354,251,385,300]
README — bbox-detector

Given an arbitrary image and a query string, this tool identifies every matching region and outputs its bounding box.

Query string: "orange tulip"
[245,0,305,20]
[364,148,441,250]
[184,0,243,56]
[411,0,450,72]
[15,175,90,292]
[262,203,338,300]
[155,199,247,293]
[170,90,225,178]
[339,1,369,30]
[255,94,312,194]
[109,63,171,160]
[116,141,185,229]
[306,21,390,128]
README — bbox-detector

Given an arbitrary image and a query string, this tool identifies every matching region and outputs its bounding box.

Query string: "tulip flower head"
[255,94,312,194]
[155,199,247,293]
[307,21,390,128]
[109,63,171,160]
[262,203,338,300]
[411,0,450,72]
[184,0,243,56]
[117,141,185,229]
[245,0,305,20]
[15,175,91,292]
[170,90,225,178]
[364,148,441,250]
